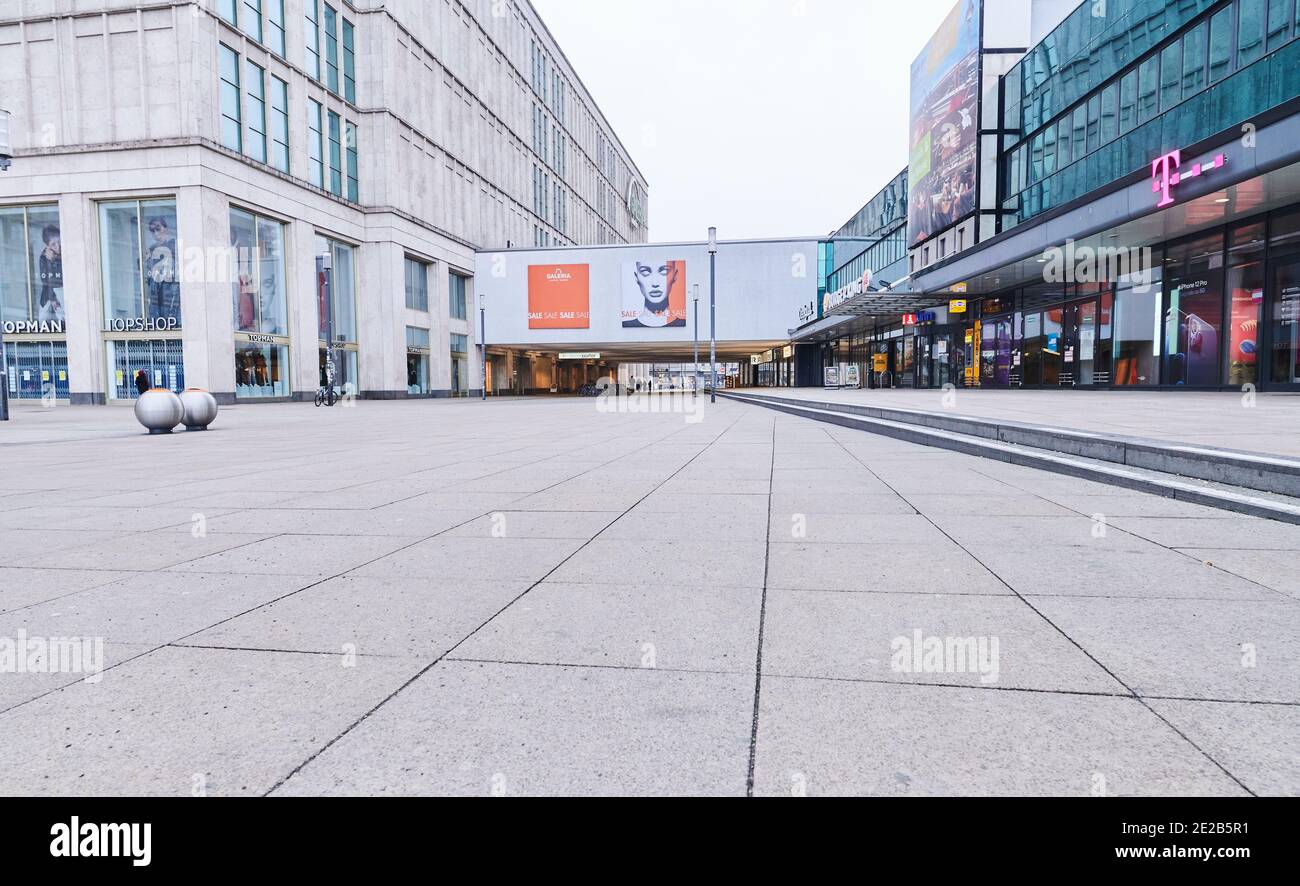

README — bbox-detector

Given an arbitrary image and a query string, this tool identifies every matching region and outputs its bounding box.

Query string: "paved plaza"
[0,395,1297,796]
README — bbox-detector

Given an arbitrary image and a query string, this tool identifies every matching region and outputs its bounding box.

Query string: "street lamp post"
[0,109,10,417]
[692,283,700,396]
[0,335,9,422]
[479,293,487,401]
[708,227,718,404]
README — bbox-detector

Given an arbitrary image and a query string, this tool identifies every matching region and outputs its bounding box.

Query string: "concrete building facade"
[0,0,648,405]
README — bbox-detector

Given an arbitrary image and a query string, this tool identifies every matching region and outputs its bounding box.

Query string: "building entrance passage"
[978,315,1015,387]
[4,340,69,400]
[1060,291,1113,387]
[108,338,184,401]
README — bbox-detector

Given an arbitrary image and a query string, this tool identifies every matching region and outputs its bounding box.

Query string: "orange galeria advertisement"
[528,264,591,329]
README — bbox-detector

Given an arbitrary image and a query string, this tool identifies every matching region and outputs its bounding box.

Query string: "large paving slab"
[0,646,423,796]
[182,576,531,659]
[761,590,1125,693]
[452,581,762,673]
[1029,597,1300,703]
[751,678,1246,797]
[274,660,755,797]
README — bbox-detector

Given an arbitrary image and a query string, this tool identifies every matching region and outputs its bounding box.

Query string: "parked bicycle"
[316,351,341,407]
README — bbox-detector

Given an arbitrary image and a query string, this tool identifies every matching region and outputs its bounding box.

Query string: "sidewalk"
[739,388,1300,458]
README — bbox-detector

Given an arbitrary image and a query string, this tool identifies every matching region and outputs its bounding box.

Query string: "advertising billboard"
[908,0,981,248]
[528,264,590,329]
[478,240,819,347]
[621,259,687,328]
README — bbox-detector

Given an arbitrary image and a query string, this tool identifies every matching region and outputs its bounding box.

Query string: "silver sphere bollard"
[134,389,184,435]
[180,389,219,431]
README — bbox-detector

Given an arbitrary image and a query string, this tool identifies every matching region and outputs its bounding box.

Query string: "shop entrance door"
[1062,298,1097,386]
[981,316,1014,387]
[1267,256,1300,389]
[918,337,933,388]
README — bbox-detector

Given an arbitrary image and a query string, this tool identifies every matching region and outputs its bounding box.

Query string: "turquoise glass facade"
[1002,0,1300,226]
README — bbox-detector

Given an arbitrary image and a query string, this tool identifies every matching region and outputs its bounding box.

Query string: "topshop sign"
[104,317,180,333]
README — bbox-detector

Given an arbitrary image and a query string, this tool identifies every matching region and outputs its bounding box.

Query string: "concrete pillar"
[290,219,322,399]
[177,185,235,399]
[60,192,104,404]
[356,238,403,398]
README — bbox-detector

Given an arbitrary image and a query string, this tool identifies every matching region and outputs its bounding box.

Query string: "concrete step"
[722,391,1300,526]
[725,391,1300,499]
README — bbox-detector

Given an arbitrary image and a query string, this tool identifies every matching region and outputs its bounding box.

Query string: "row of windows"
[402,257,469,320]
[827,226,908,294]
[219,0,287,58]
[531,103,568,178]
[525,25,638,238]
[307,99,359,202]
[219,45,290,173]
[530,39,567,126]
[303,1,356,104]
[1008,0,1222,136]
[1005,0,1300,204]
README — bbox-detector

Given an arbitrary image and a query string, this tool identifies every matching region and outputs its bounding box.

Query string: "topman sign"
[3,319,64,336]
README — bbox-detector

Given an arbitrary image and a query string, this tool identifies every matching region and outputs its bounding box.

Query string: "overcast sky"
[531,0,962,243]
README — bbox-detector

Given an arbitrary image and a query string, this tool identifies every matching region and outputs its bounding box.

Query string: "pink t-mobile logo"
[1152,150,1181,208]
[1152,149,1226,208]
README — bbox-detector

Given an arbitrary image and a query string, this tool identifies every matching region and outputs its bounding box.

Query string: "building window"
[100,199,181,329]
[406,326,430,395]
[268,0,286,57]
[450,333,469,396]
[1163,232,1226,386]
[1239,0,1267,68]
[1118,69,1137,134]
[270,75,289,172]
[308,99,324,188]
[1267,0,1294,51]
[316,236,356,344]
[241,0,262,43]
[304,0,320,80]
[342,18,356,103]
[218,0,237,27]
[0,204,63,330]
[405,257,429,312]
[1159,40,1182,113]
[1183,20,1208,98]
[219,45,242,153]
[231,208,289,399]
[449,273,468,320]
[1210,5,1234,83]
[324,5,339,94]
[245,60,267,164]
[345,120,359,202]
[1136,54,1159,124]
[230,208,288,337]
[327,110,342,196]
